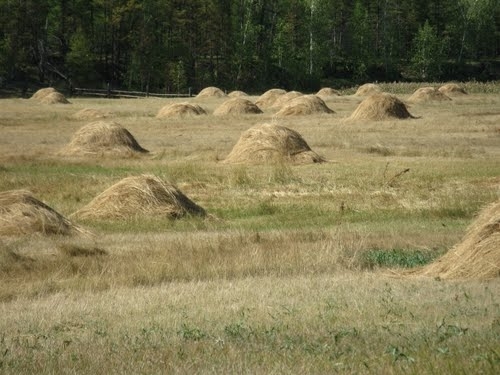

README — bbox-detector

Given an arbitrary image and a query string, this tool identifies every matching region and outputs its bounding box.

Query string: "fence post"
[188,87,192,97]
[106,82,111,98]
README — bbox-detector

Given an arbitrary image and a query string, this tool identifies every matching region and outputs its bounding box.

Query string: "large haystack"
[348,93,415,121]
[38,91,71,104]
[0,190,82,236]
[60,121,148,156]
[72,108,114,120]
[31,87,57,100]
[407,87,452,103]
[354,83,381,96]
[411,199,500,280]
[71,175,206,220]
[196,86,227,98]
[223,123,325,164]
[213,98,263,116]
[438,83,468,96]
[255,89,287,108]
[228,90,248,97]
[270,91,303,109]
[156,102,207,118]
[316,87,341,99]
[275,95,334,116]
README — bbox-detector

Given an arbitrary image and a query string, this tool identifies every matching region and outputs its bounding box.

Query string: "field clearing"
[0,83,499,373]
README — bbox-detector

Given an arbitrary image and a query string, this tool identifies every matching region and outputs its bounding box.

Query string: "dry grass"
[156,102,207,117]
[255,88,287,108]
[275,95,335,116]
[213,97,263,116]
[407,87,452,103]
[223,123,326,164]
[196,86,227,98]
[72,108,114,120]
[348,93,415,121]
[71,174,206,220]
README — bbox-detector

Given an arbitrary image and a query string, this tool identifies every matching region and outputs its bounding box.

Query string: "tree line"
[0,0,498,94]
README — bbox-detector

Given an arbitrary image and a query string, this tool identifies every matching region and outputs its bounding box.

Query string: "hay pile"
[228,90,248,97]
[31,87,57,100]
[270,91,303,109]
[354,83,381,96]
[316,87,341,98]
[223,123,325,164]
[275,95,334,116]
[411,199,500,280]
[71,175,206,220]
[214,98,263,116]
[32,87,70,104]
[60,121,148,156]
[72,108,113,120]
[196,86,227,98]
[0,190,82,236]
[407,87,451,103]
[156,102,207,118]
[255,89,287,108]
[438,83,468,96]
[348,93,415,121]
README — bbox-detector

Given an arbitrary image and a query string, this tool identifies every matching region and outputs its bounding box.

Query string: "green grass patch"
[362,248,442,269]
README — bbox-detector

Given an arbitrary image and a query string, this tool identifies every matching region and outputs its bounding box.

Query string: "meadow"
[0,82,499,374]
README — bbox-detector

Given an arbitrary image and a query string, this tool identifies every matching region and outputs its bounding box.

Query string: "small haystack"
[223,123,325,164]
[316,87,341,99]
[196,86,227,98]
[255,89,287,108]
[275,95,334,116]
[228,90,248,97]
[38,91,71,104]
[438,83,468,96]
[60,121,148,156]
[348,93,415,121]
[270,91,303,109]
[411,199,500,280]
[407,87,452,103]
[213,98,263,116]
[156,102,207,118]
[71,175,206,220]
[72,108,113,120]
[0,190,82,236]
[31,87,57,100]
[354,83,381,96]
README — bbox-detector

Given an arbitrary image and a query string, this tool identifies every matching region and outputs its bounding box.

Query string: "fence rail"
[72,86,192,99]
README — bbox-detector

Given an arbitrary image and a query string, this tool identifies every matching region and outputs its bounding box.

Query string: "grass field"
[1,82,499,374]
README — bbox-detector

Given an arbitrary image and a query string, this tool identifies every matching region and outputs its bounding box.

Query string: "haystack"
[223,123,325,164]
[156,102,207,118]
[275,95,334,116]
[348,93,415,121]
[438,83,468,96]
[60,121,148,156]
[407,87,451,103]
[354,83,381,96]
[71,175,206,220]
[228,90,248,97]
[196,86,227,98]
[213,98,263,116]
[72,108,114,120]
[0,190,82,236]
[411,199,500,280]
[270,91,303,109]
[31,87,57,100]
[255,89,287,108]
[316,87,341,98]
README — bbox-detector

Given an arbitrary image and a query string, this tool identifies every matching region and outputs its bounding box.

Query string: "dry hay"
[316,87,341,99]
[196,86,227,98]
[270,91,303,109]
[255,89,287,108]
[275,95,334,116]
[223,123,325,164]
[438,83,468,96]
[156,102,207,118]
[60,121,148,156]
[228,90,248,97]
[348,93,415,121]
[0,190,82,236]
[72,108,114,120]
[31,87,57,100]
[410,199,500,280]
[354,83,382,96]
[71,174,206,220]
[213,98,263,116]
[407,87,452,103]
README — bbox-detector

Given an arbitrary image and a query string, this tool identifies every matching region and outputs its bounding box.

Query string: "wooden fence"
[72,85,192,99]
